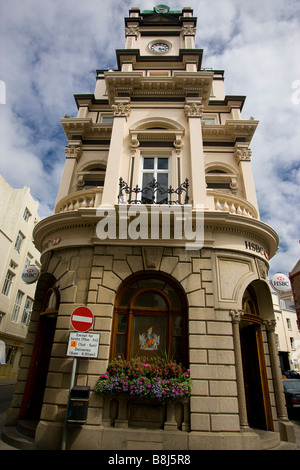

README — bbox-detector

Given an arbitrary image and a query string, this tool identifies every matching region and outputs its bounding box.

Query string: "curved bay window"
[111,274,188,365]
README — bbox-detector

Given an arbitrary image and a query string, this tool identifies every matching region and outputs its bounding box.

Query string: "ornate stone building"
[3,5,296,450]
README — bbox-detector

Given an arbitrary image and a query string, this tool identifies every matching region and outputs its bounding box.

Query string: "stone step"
[1,425,34,450]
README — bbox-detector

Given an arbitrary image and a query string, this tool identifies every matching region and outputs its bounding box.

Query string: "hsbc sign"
[244,241,269,260]
[271,273,291,292]
[22,265,40,284]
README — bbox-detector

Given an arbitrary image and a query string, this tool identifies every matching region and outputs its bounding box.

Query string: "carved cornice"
[202,120,258,143]
[60,117,112,141]
[104,70,213,104]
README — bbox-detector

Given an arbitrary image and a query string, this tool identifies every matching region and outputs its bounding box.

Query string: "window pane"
[173,316,182,335]
[172,336,182,363]
[119,283,138,306]
[142,172,154,187]
[116,335,126,357]
[131,316,167,360]
[117,314,127,333]
[142,173,155,203]
[134,291,167,308]
[157,158,168,170]
[157,173,168,188]
[157,173,168,203]
[143,158,154,170]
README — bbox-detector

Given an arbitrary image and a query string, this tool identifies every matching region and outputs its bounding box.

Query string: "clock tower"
[5,5,296,452]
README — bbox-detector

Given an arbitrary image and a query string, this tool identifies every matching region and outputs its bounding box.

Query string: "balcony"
[54,188,103,214]
[54,185,258,220]
[118,178,190,205]
[206,190,258,219]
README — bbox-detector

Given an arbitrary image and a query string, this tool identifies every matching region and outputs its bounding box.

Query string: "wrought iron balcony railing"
[118,177,189,205]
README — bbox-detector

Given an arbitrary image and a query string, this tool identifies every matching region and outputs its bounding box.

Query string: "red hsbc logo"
[51,236,61,246]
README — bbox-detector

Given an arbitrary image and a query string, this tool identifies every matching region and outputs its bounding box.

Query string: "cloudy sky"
[0,0,299,277]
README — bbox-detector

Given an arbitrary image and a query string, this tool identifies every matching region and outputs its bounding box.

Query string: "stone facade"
[3,5,297,450]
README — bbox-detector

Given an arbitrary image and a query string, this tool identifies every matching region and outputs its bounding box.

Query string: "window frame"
[2,270,14,296]
[14,231,25,253]
[12,290,24,322]
[140,154,172,204]
[111,274,188,365]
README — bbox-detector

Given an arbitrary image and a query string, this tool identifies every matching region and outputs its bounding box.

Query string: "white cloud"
[0,0,299,275]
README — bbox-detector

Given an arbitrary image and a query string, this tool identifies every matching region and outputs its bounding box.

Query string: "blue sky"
[0,0,299,277]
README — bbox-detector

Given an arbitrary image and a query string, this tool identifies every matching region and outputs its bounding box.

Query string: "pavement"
[0,379,18,450]
[0,379,300,451]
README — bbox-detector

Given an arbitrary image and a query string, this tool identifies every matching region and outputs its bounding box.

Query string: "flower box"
[95,357,191,404]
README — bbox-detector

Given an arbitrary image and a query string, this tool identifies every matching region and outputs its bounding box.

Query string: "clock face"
[150,43,170,53]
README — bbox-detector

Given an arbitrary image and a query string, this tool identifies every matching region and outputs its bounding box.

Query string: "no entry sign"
[71,306,94,332]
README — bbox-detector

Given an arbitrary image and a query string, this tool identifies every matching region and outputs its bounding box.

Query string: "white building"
[0,175,41,379]
[273,291,300,373]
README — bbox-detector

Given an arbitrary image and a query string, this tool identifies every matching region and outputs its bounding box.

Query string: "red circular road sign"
[71,306,94,332]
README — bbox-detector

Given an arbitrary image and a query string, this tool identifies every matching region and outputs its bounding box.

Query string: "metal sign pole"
[61,356,77,450]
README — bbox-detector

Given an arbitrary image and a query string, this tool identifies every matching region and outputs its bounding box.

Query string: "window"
[2,270,14,296]
[23,207,31,222]
[12,290,24,322]
[77,166,106,189]
[21,297,33,325]
[206,169,238,192]
[9,260,17,270]
[203,117,217,125]
[286,318,292,330]
[290,337,295,350]
[14,231,25,253]
[112,274,187,365]
[24,255,32,268]
[100,114,113,123]
[141,156,170,203]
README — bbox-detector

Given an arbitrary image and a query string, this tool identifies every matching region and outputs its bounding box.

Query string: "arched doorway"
[111,272,188,365]
[240,284,273,431]
[19,284,59,420]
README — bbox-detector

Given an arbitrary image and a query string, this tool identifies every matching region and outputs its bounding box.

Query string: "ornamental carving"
[263,319,277,332]
[65,144,82,161]
[125,26,140,37]
[234,147,252,163]
[111,102,131,118]
[181,26,196,36]
[229,309,244,323]
[184,102,203,118]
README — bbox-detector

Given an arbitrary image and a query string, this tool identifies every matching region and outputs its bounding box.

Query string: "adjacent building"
[0,175,40,379]
[3,5,297,450]
[290,259,300,327]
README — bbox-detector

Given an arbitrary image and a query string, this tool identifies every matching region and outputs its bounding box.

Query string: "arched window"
[42,287,60,315]
[242,286,260,321]
[111,274,188,365]
[77,165,106,189]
